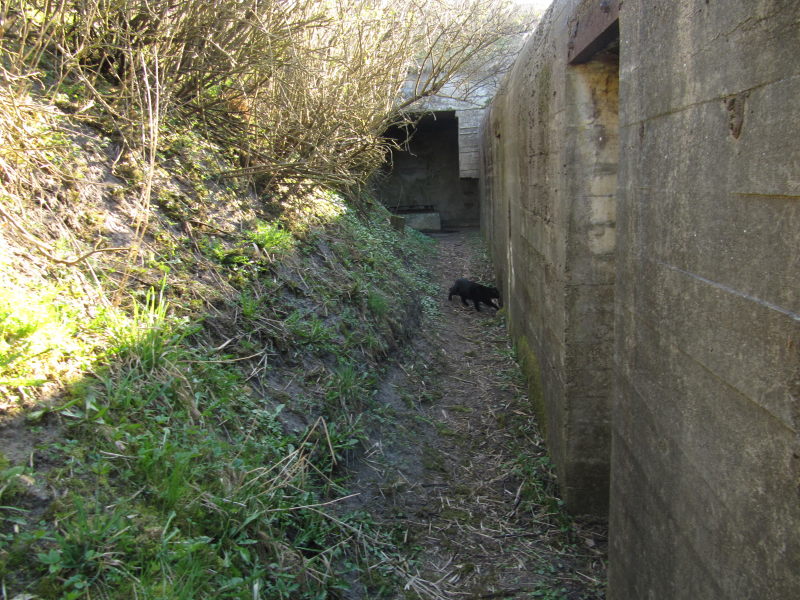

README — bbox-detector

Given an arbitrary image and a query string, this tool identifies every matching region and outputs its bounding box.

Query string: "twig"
[0,203,129,265]
[187,219,231,235]
[263,493,360,513]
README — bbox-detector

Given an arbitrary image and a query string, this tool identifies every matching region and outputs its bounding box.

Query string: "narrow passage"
[345,231,607,599]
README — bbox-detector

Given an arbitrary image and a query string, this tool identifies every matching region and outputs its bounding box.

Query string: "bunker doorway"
[376,111,479,231]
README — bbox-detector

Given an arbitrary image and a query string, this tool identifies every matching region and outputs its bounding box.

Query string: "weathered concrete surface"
[610,2,800,599]
[480,0,618,515]
[399,65,504,182]
[456,108,483,178]
[481,0,800,598]
[403,212,441,232]
[378,112,479,228]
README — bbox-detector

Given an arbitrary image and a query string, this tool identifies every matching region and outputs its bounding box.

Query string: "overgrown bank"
[0,92,440,596]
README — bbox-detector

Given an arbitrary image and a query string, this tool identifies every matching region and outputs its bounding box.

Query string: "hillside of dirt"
[0,93,446,596]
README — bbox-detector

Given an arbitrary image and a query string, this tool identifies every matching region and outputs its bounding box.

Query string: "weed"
[285,309,335,348]
[367,288,389,317]
[37,500,133,596]
[199,236,228,262]
[0,464,28,502]
[510,452,573,533]
[246,221,295,256]
[239,289,260,319]
[326,361,373,415]
[111,284,184,372]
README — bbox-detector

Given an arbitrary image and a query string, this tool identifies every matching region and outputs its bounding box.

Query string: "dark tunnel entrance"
[376,111,479,231]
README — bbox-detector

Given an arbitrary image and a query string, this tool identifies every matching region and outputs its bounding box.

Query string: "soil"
[344,230,607,599]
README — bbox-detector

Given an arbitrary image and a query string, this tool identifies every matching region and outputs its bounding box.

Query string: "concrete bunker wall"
[480,0,619,516]
[610,1,800,598]
[481,0,800,598]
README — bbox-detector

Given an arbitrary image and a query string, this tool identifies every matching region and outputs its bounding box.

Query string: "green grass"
[246,221,295,256]
[0,285,72,388]
[4,287,352,597]
[285,309,335,348]
[367,289,389,317]
[0,275,116,400]
[1,199,438,599]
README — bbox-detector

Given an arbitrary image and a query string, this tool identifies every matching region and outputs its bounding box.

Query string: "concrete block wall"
[456,108,483,178]
[481,0,800,597]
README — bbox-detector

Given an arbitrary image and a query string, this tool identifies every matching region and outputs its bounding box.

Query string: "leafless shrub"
[0,0,533,198]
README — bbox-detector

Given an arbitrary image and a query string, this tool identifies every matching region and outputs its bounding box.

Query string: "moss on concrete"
[514,335,546,437]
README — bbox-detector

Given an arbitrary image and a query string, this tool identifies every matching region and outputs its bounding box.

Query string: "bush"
[1,0,532,195]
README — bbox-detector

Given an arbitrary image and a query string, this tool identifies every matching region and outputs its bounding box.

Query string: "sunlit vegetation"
[1,192,439,596]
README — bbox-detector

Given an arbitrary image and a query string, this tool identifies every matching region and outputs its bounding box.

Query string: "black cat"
[448,278,501,311]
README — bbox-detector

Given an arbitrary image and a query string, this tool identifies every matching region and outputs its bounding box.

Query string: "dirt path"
[345,231,607,599]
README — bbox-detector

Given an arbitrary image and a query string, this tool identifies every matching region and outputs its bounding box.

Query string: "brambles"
[1,0,533,200]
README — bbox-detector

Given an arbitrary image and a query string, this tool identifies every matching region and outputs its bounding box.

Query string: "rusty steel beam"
[567,0,621,64]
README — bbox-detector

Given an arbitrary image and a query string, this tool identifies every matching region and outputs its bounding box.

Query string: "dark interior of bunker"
[376,111,479,230]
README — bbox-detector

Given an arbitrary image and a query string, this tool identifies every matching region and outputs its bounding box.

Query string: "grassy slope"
[0,89,437,598]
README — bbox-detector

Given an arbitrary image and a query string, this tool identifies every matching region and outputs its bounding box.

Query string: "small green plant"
[246,221,295,255]
[510,451,573,532]
[326,362,363,405]
[111,284,182,371]
[239,289,260,319]
[37,500,132,597]
[0,464,28,502]
[285,309,334,347]
[199,236,228,262]
[367,288,389,317]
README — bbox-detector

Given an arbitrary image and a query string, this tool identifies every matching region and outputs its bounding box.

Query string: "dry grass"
[343,231,608,599]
